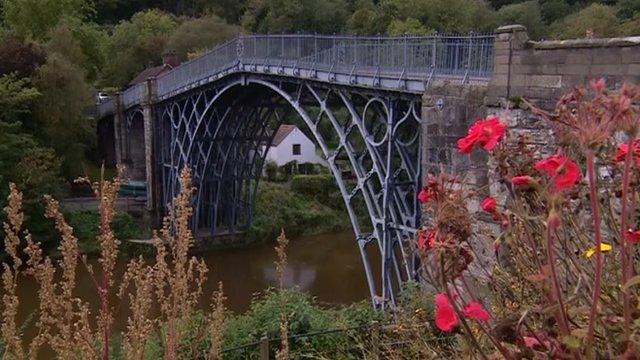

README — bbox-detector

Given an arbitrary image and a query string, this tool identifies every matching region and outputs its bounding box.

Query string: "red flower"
[590,78,605,92]
[417,229,436,251]
[481,197,497,213]
[534,155,582,191]
[626,229,640,245]
[457,116,506,154]
[613,141,640,166]
[418,188,433,203]
[463,301,491,321]
[434,293,459,332]
[511,175,533,186]
[523,336,541,349]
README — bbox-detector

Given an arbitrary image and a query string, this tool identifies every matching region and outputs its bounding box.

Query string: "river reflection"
[204,230,372,312]
[13,230,374,344]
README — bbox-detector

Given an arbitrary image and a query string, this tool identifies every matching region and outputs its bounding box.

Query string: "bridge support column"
[143,78,158,212]
[113,93,125,165]
[142,105,155,211]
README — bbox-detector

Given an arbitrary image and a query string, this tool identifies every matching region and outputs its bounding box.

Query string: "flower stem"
[586,150,604,347]
[619,136,635,343]
[545,218,570,335]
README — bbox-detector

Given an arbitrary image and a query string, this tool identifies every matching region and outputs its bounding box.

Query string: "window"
[292,144,301,155]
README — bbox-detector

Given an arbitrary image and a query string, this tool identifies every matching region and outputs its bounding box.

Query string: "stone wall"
[487,24,640,109]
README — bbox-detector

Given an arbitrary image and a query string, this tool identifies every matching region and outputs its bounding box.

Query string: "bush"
[555,3,619,39]
[290,174,334,203]
[496,1,546,39]
[246,182,351,243]
[224,288,380,359]
[264,160,278,182]
[64,210,142,255]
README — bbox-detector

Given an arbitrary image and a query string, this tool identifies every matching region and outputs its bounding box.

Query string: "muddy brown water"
[12,230,376,349]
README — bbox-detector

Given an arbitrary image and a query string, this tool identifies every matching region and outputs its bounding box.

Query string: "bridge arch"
[155,75,422,307]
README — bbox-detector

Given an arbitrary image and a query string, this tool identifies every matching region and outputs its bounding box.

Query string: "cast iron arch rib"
[152,75,422,309]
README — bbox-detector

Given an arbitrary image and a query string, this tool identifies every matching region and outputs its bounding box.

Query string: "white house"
[265,124,326,166]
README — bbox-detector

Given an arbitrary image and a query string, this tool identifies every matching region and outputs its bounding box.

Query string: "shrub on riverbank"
[64,210,144,255]
[246,181,351,244]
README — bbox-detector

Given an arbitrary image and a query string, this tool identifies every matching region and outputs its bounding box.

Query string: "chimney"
[162,50,179,68]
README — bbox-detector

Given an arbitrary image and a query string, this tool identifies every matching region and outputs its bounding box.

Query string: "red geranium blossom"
[481,197,497,213]
[457,116,507,154]
[434,293,459,332]
[625,229,640,245]
[463,301,491,321]
[534,155,582,191]
[417,229,436,251]
[511,175,533,186]
[613,141,640,166]
[418,188,434,203]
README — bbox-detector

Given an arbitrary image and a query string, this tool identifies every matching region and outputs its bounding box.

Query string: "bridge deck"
[97,34,494,117]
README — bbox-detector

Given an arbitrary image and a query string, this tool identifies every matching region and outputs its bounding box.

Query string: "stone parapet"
[487,25,640,109]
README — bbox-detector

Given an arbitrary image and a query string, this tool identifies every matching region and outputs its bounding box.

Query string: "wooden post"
[260,336,269,360]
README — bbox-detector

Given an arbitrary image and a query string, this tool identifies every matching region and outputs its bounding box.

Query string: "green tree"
[0,122,65,248]
[381,0,496,34]
[346,0,389,35]
[387,18,433,35]
[619,12,640,34]
[1,0,95,40]
[0,74,40,124]
[617,0,640,20]
[541,0,571,24]
[197,0,248,24]
[100,10,177,87]
[556,3,619,38]
[241,0,349,34]
[165,14,239,62]
[33,29,95,178]
[496,1,546,39]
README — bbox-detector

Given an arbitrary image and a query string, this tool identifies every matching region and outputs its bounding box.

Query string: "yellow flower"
[584,243,613,258]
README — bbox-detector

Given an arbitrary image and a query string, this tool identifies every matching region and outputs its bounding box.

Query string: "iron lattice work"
[153,75,422,308]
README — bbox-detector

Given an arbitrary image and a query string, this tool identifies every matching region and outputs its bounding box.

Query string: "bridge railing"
[157,38,240,98]
[155,33,494,100]
[99,33,494,115]
[122,82,148,109]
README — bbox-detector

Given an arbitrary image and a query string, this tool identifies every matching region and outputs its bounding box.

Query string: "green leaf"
[560,335,582,350]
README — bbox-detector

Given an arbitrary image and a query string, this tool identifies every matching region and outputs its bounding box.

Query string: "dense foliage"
[246,179,352,244]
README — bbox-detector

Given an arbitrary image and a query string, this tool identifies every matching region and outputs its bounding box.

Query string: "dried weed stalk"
[275,229,289,360]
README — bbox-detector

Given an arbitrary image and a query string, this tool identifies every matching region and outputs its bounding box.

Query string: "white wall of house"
[265,127,325,166]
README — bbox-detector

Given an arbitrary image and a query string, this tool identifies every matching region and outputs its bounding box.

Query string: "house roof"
[271,124,297,146]
[128,64,173,86]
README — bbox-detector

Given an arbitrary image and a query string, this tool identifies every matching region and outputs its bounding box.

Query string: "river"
[14,230,374,343]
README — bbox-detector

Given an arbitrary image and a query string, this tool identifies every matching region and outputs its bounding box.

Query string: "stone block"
[557,64,590,76]
[525,74,562,88]
[561,74,588,88]
[620,47,640,63]
[492,64,510,75]
[625,63,640,75]
[489,74,509,87]
[494,55,511,65]
[591,49,623,65]
[564,51,593,65]
[590,64,625,76]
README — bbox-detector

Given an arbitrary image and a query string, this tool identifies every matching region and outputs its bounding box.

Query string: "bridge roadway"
[96,33,495,309]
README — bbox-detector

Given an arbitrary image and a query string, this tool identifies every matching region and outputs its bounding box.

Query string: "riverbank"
[55,175,354,257]
[245,176,353,245]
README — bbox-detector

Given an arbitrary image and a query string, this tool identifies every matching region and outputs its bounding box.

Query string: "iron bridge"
[97,33,495,308]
